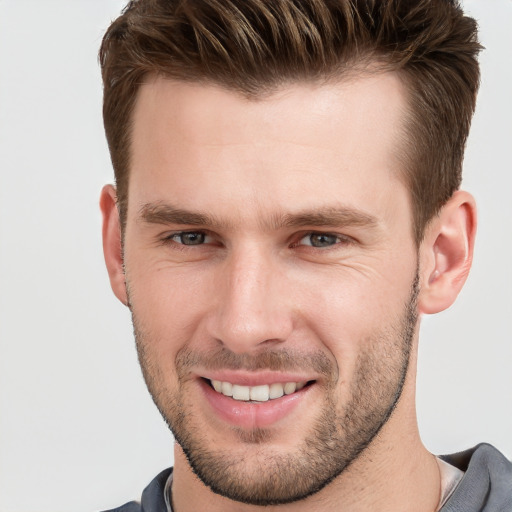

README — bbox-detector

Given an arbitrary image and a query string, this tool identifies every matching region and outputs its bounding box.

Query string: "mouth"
[198,372,317,428]
[206,378,314,402]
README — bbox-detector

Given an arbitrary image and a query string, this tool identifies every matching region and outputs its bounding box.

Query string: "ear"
[100,184,128,306]
[418,190,477,315]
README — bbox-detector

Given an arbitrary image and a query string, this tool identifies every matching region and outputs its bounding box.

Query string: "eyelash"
[159,230,354,250]
[160,230,215,248]
[293,232,353,249]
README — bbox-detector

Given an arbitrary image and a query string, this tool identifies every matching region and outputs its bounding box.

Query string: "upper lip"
[198,370,316,387]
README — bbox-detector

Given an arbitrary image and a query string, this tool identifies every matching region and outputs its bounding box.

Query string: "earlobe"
[100,184,128,306]
[418,190,477,315]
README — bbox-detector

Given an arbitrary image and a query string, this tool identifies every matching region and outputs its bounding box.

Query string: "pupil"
[181,232,204,245]
[310,234,336,247]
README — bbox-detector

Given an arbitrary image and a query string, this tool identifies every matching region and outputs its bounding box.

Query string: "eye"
[298,233,345,248]
[168,231,212,246]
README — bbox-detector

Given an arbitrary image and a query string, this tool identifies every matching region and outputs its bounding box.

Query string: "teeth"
[210,380,308,402]
[232,384,250,401]
[284,382,297,395]
[250,385,270,402]
[221,381,233,396]
[269,382,284,399]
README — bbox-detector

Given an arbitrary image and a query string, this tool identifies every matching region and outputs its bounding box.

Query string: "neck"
[171,349,441,512]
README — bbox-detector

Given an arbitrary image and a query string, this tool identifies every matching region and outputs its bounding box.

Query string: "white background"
[0,1,511,511]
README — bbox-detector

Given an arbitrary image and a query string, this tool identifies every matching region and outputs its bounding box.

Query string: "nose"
[206,243,294,353]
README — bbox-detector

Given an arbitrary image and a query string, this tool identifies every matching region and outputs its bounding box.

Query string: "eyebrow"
[275,209,377,230]
[138,202,378,231]
[139,203,218,227]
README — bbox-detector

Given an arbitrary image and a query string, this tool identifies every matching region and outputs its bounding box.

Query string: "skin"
[101,73,476,512]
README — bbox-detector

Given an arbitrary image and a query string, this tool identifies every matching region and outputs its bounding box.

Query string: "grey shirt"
[104,443,512,512]
[439,444,512,511]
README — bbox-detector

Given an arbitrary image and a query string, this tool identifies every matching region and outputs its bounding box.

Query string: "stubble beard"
[131,273,419,506]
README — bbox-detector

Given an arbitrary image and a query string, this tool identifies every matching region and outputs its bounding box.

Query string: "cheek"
[292,262,414,356]
[126,259,216,358]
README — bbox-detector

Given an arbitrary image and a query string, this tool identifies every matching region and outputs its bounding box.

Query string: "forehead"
[132,72,407,147]
[128,74,410,227]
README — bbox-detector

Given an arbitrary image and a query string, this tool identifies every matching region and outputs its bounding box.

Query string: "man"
[98,0,511,511]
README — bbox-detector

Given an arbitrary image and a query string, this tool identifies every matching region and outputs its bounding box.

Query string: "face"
[123,74,420,505]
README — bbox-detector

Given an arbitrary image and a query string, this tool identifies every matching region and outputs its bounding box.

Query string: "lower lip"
[200,380,312,429]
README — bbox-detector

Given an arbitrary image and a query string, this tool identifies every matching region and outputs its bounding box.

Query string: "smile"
[200,375,315,428]
[210,379,308,402]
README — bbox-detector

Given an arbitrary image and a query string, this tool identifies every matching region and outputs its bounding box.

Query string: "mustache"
[175,346,335,378]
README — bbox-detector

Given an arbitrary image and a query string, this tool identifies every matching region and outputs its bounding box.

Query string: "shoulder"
[442,443,512,475]
[101,502,142,512]
[100,467,173,512]
[441,444,512,511]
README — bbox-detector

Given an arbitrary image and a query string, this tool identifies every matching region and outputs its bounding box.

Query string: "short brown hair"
[99,0,481,243]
